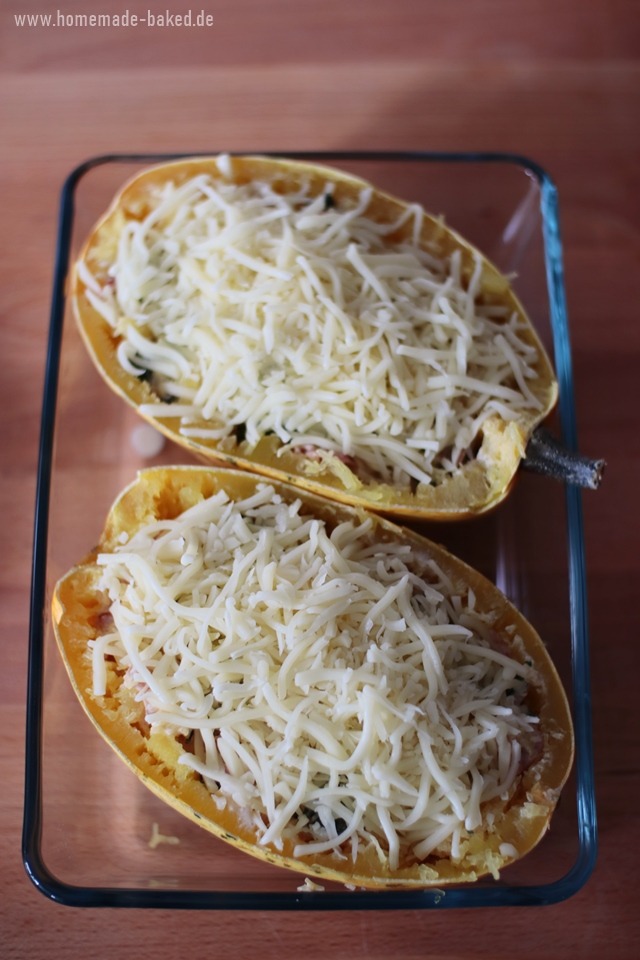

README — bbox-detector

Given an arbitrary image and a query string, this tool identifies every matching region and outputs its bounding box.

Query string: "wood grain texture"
[1,0,639,956]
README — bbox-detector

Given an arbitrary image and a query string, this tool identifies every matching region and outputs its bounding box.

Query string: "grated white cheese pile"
[81,156,542,488]
[91,483,540,869]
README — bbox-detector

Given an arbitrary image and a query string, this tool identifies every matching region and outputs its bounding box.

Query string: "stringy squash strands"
[52,467,574,889]
[72,156,558,520]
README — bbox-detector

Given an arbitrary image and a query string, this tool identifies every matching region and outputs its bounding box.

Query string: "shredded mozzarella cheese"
[92,484,540,868]
[86,165,541,487]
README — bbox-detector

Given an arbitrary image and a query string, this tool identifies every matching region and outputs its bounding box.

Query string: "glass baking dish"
[24,152,597,909]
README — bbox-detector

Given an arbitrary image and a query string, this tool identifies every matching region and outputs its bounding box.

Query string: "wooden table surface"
[1,1,638,956]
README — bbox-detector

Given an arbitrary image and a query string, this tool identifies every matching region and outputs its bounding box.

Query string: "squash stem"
[522,429,605,489]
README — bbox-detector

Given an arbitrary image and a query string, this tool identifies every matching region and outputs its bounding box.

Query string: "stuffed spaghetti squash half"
[72,155,558,520]
[52,467,573,888]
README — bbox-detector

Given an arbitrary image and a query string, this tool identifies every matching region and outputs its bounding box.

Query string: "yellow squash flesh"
[72,156,558,520]
[52,466,574,889]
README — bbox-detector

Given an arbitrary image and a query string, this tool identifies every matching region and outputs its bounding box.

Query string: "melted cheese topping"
[92,484,540,868]
[85,157,541,488]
